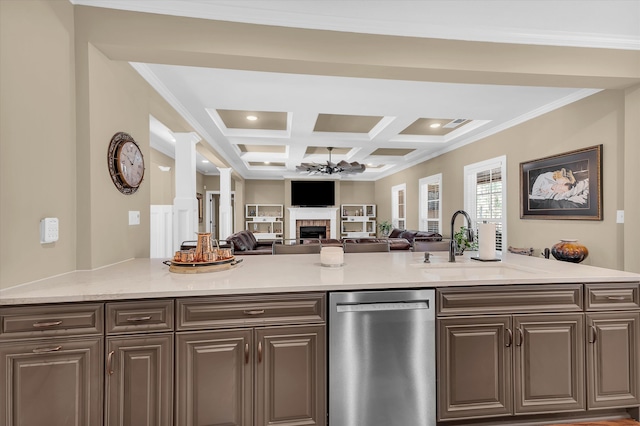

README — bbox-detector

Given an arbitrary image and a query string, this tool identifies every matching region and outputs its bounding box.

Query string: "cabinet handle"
[33,320,62,328]
[516,328,524,347]
[258,341,262,363]
[606,296,626,301]
[244,310,265,316]
[107,350,115,375]
[126,315,152,322]
[32,345,62,353]
[245,343,249,364]
[589,325,597,344]
[506,329,513,347]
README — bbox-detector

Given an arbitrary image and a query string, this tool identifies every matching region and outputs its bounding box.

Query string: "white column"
[172,132,201,251]
[218,168,233,240]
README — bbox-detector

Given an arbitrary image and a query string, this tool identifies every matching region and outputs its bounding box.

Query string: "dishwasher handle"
[336,301,430,313]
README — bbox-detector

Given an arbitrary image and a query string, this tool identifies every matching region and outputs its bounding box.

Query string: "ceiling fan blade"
[338,162,366,173]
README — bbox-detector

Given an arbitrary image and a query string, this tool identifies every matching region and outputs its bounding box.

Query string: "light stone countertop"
[1,251,639,306]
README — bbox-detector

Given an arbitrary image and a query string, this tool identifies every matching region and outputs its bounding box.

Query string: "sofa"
[225,230,274,255]
[225,229,437,255]
[388,228,443,245]
[341,238,411,251]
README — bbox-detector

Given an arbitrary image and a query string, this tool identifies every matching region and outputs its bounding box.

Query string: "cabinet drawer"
[0,303,104,341]
[106,299,174,334]
[585,283,640,311]
[177,293,325,331]
[437,285,583,316]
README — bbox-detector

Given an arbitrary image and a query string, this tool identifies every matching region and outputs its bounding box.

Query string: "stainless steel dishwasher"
[329,289,436,426]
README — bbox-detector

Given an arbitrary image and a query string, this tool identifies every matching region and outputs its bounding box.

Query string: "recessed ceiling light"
[202,160,210,163]
[264,161,270,165]
[246,115,258,121]
[430,123,441,128]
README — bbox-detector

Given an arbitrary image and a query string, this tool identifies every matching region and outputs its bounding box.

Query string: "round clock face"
[117,141,144,188]
[108,132,144,194]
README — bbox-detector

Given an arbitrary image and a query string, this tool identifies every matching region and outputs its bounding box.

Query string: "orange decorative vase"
[551,239,588,263]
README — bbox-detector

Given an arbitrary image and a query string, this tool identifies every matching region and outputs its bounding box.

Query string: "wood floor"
[549,420,640,426]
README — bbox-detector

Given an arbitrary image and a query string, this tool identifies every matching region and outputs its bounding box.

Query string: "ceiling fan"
[296,147,366,175]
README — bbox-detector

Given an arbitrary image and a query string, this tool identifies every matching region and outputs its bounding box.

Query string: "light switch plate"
[616,210,624,223]
[129,211,140,225]
[40,217,59,243]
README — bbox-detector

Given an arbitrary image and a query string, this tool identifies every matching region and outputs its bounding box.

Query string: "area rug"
[548,420,640,426]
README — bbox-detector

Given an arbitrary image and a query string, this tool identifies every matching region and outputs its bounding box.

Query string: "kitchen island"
[1,251,638,305]
[1,252,639,426]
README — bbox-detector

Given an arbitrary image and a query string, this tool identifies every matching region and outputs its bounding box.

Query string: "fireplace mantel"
[288,207,338,240]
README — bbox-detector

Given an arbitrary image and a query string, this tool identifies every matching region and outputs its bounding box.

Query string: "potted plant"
[378,220,393,237]
[453,226,475,255]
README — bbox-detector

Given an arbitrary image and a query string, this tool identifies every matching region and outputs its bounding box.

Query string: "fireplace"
[288,208,338,240]
[300,226,327,242]
[296,220,331,242]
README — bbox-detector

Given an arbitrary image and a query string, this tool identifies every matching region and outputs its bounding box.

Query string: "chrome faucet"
[449,210,474,262]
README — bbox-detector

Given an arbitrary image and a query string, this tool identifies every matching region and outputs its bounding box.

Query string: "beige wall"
[245,180,286,204]
[376,90,630,270]
[0,0,77,286]
[339,181,376,204]
[624,85,640,273]
[1,1,639,288]
[150,149,175,205]
[79,45,151,269]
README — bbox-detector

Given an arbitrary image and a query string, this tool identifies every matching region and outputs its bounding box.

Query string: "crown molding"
[72,0,640,51]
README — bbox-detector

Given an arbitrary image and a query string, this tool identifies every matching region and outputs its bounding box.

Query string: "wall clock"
[108,132,145,195]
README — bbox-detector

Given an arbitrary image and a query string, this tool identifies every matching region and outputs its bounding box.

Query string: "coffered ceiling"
[72,0,640,180]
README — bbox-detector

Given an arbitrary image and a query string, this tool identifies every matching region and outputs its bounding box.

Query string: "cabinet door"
[176,329,253,426]
[255,325,326,426]
[437,316,513,421]
[105,333,174,426]
[0,337,103,426]
[586,312,640,409]
[514,313,585,414]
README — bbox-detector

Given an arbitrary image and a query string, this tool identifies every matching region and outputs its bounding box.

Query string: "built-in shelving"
[340,204,376,238]
[245,204,283,241]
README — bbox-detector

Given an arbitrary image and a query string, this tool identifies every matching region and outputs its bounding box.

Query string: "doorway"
[206,190,236,241]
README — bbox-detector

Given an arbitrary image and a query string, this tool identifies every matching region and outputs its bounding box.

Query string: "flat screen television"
[291,180,335,207]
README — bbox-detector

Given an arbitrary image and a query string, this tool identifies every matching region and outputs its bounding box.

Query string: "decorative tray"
[163,257,242,274]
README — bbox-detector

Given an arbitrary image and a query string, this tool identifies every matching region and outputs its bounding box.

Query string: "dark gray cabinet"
[438,313,585,421]
[0,303,104,426]
[438,283,640,424]
[176,329,253,426]
[586,312,639,409]
[255,325,325,426]
[585,283,640,410]
[513,313,585,414]
[438,315,512,421]
[0,337,103,426]
[104,299,174,426]
[175,293,326,426]
[105,334,174,426]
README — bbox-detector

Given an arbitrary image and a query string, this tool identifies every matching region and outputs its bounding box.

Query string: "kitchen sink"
[410,261,542,280]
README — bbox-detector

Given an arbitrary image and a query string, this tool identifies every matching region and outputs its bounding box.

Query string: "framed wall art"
[520,145,602,220]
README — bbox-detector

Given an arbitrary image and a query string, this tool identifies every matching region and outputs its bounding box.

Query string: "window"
[419,174,442,234]
[391,183,406,230]
[464,156,507,251]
